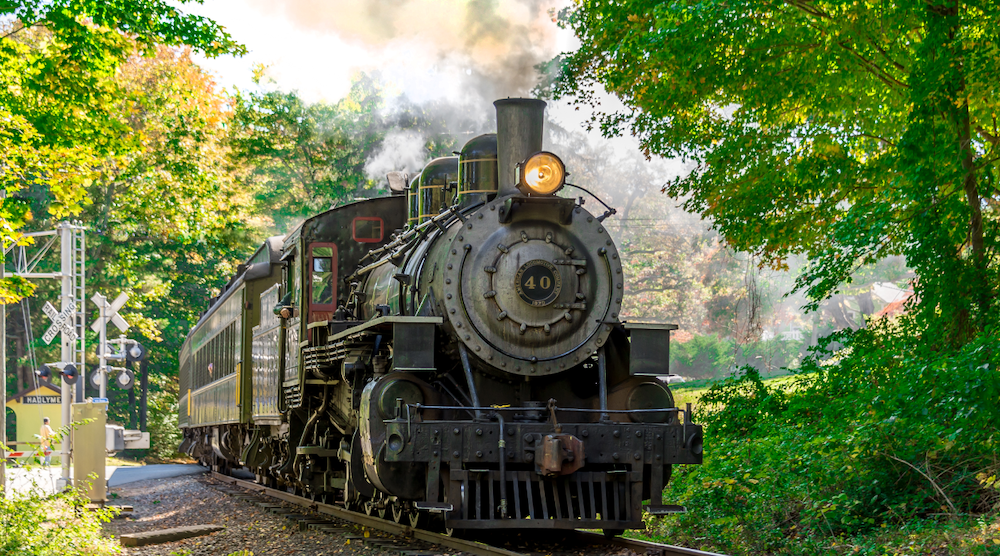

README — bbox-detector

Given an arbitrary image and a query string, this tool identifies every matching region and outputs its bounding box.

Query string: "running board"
[646,504,687,515]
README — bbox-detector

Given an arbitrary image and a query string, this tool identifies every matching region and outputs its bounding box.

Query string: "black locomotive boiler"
[178,98,703,535]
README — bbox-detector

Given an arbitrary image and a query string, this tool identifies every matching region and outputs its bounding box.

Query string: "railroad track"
[209,471,725,556]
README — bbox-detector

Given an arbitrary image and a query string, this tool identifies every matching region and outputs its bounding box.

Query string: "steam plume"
[249,0,561,100]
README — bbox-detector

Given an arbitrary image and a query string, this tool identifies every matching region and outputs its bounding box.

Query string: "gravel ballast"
[103,474,422,556]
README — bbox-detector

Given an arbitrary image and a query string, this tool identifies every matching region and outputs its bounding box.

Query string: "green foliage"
[76,45,258,382]
[671,334,735,380]
[227,73,475,232]
[548,0,1000,344]
[0,477,120,555]
[5,1,244,59]
[652,318,1000,554]
[671,335,806,379]
[11,44,259,453]
[143,373,182,461]
[227,74,389,230]
[0,1,243,304]
[697,367,788,437]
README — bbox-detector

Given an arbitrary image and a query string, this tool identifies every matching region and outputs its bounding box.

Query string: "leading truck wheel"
[603,529,625,538]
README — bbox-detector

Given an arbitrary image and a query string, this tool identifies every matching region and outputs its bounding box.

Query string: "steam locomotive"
[178,99,703,535]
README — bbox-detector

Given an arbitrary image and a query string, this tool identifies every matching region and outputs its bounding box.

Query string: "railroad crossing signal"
[41,302,78,344]
[91,292,129,333]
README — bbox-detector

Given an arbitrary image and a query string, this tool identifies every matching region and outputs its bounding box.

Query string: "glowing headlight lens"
[519,152,565,195]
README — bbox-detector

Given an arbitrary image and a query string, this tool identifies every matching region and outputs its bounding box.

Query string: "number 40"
[524,276,551,290]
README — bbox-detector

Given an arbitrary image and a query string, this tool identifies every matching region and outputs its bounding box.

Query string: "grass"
[670,373,799,421]
[106,455,143,467]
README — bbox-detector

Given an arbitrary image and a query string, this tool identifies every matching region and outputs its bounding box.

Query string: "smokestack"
[494,98,546,196]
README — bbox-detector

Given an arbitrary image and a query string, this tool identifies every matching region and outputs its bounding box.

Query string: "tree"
[12,45,260,431]
[0,1,246,423]
[228,73,489,232]
[547,0,1000,344]
[227,74,389,231]
[0,0,243,303]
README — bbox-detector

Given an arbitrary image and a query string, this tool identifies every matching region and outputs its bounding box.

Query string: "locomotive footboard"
[382,408,703,530]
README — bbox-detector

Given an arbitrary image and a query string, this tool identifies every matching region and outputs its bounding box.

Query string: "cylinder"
[406,174,419,229]
[418,156,458,223]
[457,133,498,209]
[494,98,546,197]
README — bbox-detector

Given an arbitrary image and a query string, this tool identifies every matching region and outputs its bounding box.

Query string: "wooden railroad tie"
[119,524,225,547]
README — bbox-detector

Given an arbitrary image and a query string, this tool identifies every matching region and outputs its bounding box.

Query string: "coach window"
[308,243,338,321]
[352,217,383,243]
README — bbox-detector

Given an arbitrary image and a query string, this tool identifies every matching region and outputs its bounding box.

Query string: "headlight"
[627,382,675,423]
[517,152,565,195]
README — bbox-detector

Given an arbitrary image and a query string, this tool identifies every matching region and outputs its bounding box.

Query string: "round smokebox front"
[440,202,623,376]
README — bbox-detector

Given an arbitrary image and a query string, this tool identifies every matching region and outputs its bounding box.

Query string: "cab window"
[308,244,338,313]
[352,217,384,243]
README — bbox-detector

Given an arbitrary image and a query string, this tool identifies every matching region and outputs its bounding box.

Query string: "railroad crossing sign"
[91,293,129,333]
[41,302,78,345]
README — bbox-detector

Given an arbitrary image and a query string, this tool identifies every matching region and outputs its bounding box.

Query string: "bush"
[0,475,120,555]
[671,333,805,380]
[144,382,182,461]
[651,317,1000,555]
[672,334,735,379]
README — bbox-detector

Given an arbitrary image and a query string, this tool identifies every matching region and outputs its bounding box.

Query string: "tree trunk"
[15,334,25,392]
[139,360,149,431]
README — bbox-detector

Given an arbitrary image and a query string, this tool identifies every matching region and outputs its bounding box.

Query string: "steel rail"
[211,472,525,556]
[573,531,729,556]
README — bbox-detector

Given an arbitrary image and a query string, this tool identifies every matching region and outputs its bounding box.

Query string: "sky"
[182,0,655,163]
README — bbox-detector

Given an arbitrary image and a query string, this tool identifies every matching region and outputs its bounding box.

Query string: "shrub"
[672,334,805,380]
[0,474,120,555]
[651,317,1000,555]
[672,334,735,379]
[144,385,182,461]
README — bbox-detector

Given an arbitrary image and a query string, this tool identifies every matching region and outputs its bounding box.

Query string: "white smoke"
[364,129,431,182]
[248,0,563,102]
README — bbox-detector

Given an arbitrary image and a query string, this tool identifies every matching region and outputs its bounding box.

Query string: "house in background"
[5,382,63,463]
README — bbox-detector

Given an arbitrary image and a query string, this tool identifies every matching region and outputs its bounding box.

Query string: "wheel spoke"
[409,509,424,529]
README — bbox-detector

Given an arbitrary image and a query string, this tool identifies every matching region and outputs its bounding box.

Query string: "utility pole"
[1,189,6,497]
[97,296,106,399]
[58,222,78,488]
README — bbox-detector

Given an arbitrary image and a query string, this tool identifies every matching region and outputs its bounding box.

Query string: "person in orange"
[39,417,54,466]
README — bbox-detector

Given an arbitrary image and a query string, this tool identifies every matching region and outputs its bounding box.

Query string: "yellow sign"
[5,383,63,463]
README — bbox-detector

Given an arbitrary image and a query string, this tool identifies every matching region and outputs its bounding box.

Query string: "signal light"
[116,369,135,390]
[127,343,147,362]
[62,364,79,385]
[36,365,52,381]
